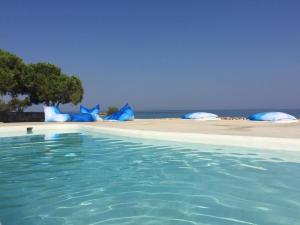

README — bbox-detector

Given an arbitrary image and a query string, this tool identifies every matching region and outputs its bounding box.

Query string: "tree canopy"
[0,49,84,111]
[28,63,83,106]
[0,49,29,96]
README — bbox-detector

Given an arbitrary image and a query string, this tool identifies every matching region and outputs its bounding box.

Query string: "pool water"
[0,132,300,225]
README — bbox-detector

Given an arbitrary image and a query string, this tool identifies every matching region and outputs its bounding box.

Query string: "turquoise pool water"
[0,132,300,225]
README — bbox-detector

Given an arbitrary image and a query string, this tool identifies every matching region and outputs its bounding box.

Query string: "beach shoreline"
[1,119,300,151]
[1,118,300,138]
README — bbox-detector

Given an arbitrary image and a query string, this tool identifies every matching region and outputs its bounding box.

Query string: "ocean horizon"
[133,109,300,119]
[60,109,300,119]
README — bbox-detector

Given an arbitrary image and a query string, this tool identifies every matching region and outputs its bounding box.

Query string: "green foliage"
[9,96,31,112]
[0,49,32,111]
[0,97,30,112]
[0,49,84,111]
[0,99,9,112]
[28,63,83,106]
[30,62,61,77]
[107,106,119,116]
[0,49,29,96]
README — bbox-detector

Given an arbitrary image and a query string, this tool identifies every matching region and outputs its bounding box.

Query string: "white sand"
[0,119,300,151]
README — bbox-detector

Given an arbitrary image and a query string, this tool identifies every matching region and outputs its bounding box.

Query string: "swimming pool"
[0,131,300,225]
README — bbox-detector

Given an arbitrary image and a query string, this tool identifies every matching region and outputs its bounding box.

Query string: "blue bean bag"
[80,104,100,114]
[44,106,97,122]
[181,112,220,120]
[44,106,70,122]
[248,112,297,122]
[104,103,134,121]
[80,104,102,121]
[70,113,96,122]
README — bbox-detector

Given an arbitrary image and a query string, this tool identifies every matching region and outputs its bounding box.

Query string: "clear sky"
[1,0,299,111]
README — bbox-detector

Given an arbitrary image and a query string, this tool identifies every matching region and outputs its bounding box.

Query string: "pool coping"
[0,123,300,152]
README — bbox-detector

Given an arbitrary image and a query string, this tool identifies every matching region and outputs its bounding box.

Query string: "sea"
[134,109,300,119]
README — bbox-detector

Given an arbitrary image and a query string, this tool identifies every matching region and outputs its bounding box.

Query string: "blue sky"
[1,0,300,111]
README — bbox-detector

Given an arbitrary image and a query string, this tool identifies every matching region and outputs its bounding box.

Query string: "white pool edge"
[1,123,299,151]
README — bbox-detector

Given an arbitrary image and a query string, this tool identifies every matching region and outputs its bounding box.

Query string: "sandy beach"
[87,119,300,139]
[1,119,300,151]
[1,119,300,138]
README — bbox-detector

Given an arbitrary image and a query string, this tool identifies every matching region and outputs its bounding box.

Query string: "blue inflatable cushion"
[248,112,297,121]
[104,103,134,121]
[70,113,96,122]
[80,104,100,114]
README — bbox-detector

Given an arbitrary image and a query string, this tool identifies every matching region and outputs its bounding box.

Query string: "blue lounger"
[44,106,70,122]
[80,104,102,121]
[104,103,134,121]
[248,112,297,122]
[181,112,220,120]
[70,113,96,122]
[44,106,96,122]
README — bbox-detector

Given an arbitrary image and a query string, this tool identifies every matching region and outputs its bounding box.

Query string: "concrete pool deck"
[0,119,300,151]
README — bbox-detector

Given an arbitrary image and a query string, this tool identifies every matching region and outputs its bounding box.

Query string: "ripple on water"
[0,133,300,225]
